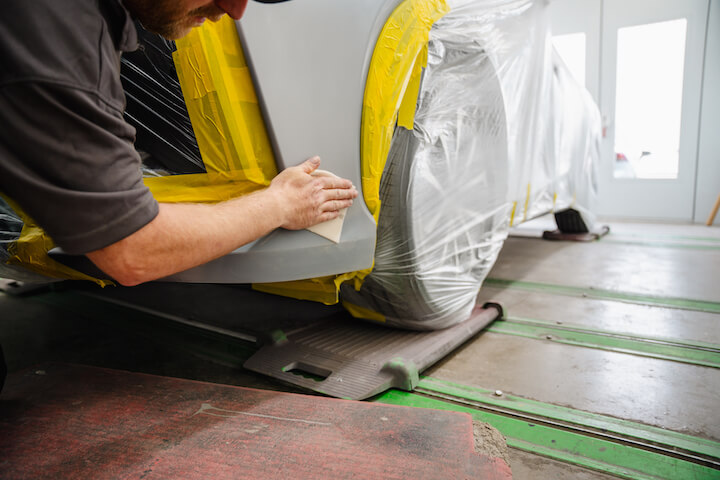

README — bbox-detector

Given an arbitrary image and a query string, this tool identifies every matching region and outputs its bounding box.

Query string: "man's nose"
[215,0,248,19]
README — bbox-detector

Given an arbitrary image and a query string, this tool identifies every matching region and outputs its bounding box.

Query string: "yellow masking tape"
[522,183,531,222]
[228,67,259,104]
[397,44,428,129]
[342,301,387,324]
[254,0,450,305]
[143,171,265,204]
[0,195,113,287]
[253,276,342,305]
[174,16,276,184]
[361,0,450,225]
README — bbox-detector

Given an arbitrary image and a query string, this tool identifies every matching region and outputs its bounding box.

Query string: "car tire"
[342,30,511,331]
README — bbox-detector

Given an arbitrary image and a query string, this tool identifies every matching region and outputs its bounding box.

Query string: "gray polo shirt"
[0,0,159,255]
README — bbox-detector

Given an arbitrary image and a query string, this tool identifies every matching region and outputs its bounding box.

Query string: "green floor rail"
[594,232,720,250]
[487,317,720,368]
[374,389,720,480]
[417,376,720,460]
[597,238,720,251]
[484,278,720,314]
[608,233,720,243]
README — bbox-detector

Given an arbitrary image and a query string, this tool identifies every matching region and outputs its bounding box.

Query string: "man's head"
[123,0,249,40]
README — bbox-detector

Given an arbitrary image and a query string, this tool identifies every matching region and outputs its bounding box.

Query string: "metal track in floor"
[596,238,720,251]
[416,376,720,462]
[594,232,720,251]
[486,316,720,368]
[484,277,720,314]
[373,383,720,480]
[598,232,720,249]
[512,224,720,247]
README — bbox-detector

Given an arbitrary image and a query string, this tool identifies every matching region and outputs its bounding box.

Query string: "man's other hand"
[269,156,358,231]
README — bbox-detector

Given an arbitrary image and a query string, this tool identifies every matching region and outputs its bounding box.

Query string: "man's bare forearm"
[87,189,284,286]
[87,157,358,286]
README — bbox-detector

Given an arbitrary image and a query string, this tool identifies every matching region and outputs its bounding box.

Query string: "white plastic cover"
[341,0,601,330]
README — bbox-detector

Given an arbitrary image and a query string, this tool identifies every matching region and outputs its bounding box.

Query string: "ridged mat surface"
[0,363,511,480]
[244,305,501,399]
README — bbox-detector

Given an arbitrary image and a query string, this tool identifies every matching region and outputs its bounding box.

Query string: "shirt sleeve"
[0,81,159,255]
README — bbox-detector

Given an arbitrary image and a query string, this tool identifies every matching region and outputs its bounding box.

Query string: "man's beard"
[123,0,225,40]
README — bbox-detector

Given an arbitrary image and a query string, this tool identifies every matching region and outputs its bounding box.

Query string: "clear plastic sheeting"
[342,0,601,330]
[0,197,23,279]
[120,24,205,176]
[550,49,601,229]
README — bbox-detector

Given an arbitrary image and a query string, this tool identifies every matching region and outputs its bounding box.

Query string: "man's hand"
[268,156,358,230]
[87,156,359,286]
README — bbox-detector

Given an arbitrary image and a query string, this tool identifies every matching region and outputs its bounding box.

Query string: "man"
[0,0,358,287]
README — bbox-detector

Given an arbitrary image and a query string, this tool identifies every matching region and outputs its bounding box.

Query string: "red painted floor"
[0,363,511,479]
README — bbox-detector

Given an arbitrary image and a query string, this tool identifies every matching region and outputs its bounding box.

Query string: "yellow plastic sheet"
[255,0,450,304]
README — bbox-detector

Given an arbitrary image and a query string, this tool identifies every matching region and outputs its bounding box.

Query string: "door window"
[613,19,688,179]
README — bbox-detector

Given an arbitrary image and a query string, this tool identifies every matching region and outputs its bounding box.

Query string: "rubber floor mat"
[0,363,511,480]
[244,304,502,400]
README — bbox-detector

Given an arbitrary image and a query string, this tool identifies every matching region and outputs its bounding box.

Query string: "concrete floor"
[429,218,720,477]
[1,218,719,478]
